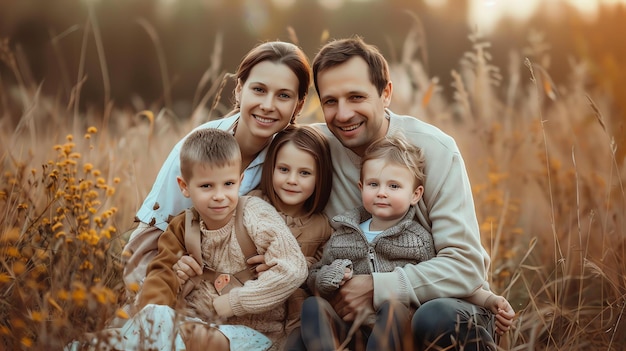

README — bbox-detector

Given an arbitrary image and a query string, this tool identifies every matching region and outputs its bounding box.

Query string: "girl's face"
[235,61,303,142]
[272,142,317,217]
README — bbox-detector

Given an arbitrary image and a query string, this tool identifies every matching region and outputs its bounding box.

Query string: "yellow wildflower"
[87,126,98,133]
[12,261,26,275]
[83,163,94,172]
[116,308,130,320]
[0,273,12,283]
[29,310,44,322]
[21,337,33,347]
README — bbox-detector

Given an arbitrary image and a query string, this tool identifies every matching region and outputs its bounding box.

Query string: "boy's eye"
[390,184,400,189]
[225,181,236,186]
[200,184,211,188]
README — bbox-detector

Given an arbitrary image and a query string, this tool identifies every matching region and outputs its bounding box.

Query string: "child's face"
[235,61,303,141]
[359,158,423,230]
[272,142,317,216]
[177,162,243,230]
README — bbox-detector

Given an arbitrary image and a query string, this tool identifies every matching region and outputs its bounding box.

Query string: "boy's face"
[316,56,392,157]
[359,159,423,231]
[177,162,243,230]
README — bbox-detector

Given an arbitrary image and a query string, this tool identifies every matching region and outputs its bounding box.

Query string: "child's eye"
[299,170,312,176]
[368,182,378,187]
[389,184,400,189]
[225,181,236,186]
[200,184,211,188]
[277,166,289,173]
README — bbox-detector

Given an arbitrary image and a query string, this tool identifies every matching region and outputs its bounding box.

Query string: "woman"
[123,41,312,289]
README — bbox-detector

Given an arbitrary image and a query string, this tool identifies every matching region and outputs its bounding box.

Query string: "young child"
[295,133,514,351]
[120,128,308,351]
[248,125,334,334]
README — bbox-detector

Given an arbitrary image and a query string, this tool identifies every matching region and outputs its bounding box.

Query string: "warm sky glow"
[463,0,626,33]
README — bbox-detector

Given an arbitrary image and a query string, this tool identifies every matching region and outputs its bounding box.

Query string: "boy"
[128,128,307,351]
[293,134,513,351]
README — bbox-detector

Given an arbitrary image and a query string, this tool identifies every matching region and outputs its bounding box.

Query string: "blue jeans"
[285,297,496,351]
[285,296,411,351]
[412,298,496,351]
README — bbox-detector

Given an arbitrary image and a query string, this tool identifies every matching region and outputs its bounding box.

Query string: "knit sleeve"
[137,213,186,309]
[226,197,308,316]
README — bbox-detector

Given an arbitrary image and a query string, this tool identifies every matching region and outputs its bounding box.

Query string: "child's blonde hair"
[360,133,426,188]
[179,128,241,181]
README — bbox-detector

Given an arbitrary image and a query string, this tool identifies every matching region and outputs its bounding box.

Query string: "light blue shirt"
[359,218,381,243]
[136,113,266,231]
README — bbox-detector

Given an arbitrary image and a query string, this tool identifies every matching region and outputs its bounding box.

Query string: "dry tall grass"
[1,19,625,350]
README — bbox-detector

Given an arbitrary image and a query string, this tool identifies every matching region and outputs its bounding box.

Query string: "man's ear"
[177,176,190,198]
[411,185,424,205]
[382,81,393,108]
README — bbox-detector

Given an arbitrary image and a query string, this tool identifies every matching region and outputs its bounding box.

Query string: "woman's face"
[235,61,303,142]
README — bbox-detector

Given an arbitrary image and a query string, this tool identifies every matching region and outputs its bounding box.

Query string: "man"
[305,36,501,350]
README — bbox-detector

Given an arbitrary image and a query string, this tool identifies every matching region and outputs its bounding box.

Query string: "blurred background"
[1,0,625,118]
[2,1,626,348]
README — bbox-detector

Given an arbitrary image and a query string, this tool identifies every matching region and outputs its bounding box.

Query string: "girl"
[123,41,312,288]
[251,124,334,336]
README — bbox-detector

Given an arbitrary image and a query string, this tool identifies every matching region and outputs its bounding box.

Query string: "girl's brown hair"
[260,125,332,217]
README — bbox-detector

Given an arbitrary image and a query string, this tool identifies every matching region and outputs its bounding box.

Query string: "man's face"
[316,56,392,156]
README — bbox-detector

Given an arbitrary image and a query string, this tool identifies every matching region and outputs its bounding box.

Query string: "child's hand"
[485,294,515,335]
[173,255,203,285]
[340,266,353,286]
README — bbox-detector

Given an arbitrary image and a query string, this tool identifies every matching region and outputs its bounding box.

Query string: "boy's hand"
[173,255,203,285]
[246,254,270,277]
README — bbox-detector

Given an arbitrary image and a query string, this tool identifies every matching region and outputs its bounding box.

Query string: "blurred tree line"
[0,0,624,122]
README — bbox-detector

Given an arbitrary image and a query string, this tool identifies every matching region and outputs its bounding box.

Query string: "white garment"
[65,304,272,351]
[135,114,267,231]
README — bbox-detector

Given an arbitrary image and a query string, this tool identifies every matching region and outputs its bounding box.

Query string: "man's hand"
[329,274,374,321]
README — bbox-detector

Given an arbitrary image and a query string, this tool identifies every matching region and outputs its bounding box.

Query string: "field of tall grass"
[1,16,625,350]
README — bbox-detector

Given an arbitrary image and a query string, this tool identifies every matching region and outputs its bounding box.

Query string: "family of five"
[115,37,514,351]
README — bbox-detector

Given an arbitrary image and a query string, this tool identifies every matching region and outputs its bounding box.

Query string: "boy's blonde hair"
[360,133,426,188]
[179,128,241,181]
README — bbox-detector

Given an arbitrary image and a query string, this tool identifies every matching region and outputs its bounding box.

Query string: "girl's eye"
[368,182,378,187]
[277,166,289,173]
[390,184,400,189]
[299,170,312,176]
[225,181,235,186]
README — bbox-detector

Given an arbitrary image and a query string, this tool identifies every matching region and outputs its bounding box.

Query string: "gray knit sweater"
[308,205,435,303]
